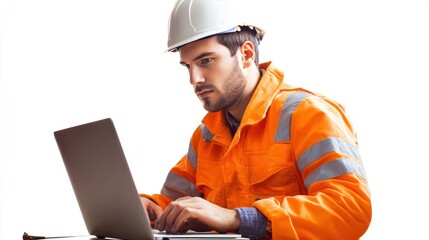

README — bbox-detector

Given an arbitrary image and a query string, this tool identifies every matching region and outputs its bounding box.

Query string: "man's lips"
[196,89,213,99]
[195,86,213,99]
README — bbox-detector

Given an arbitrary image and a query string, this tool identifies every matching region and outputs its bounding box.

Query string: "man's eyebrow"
[180,51,215,65]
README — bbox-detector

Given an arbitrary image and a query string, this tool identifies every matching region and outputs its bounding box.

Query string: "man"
[140,0,372,239]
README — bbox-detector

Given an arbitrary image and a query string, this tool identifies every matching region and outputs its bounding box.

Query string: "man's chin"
[202,104,219,113]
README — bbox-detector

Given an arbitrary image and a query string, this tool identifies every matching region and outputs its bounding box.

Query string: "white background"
[1,0,428,239]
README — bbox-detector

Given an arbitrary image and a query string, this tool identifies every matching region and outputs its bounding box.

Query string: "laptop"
[54,118,243,240]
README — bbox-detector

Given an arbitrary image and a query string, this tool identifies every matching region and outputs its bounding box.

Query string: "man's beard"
[201,58,247,113]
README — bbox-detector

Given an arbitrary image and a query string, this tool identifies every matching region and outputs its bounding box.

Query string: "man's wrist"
[234,207,268,239]
[228,208,241,232]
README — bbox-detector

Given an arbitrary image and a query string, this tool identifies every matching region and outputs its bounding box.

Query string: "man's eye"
[200,58,213,64]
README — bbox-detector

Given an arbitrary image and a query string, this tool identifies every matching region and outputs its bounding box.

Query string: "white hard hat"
[167,0,265,52]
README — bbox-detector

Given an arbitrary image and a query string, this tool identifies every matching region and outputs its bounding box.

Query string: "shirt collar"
[225,111,240,135]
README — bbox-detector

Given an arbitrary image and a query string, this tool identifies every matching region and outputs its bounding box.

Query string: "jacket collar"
[242,61,284,125]
[201,61,284,143]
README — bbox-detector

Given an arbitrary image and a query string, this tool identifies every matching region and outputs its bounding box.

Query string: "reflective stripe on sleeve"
[298,137,366,189]
[161,171,202,200]
[297,137,360,172]
[304,158,367,189]
[187,143,197,169]
[275,92,311,142]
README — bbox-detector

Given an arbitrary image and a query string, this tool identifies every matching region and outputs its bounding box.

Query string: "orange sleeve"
[255,95,371,239]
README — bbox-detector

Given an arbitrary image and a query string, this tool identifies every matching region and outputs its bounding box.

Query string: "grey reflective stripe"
[275,92,311,142]
[187,143,197,169]
[304,158,367,189]
[161,171,202,200]
[200,124,214,142]
[297,137,360,172]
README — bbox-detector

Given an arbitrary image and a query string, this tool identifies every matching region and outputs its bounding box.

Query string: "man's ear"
[240,41,256,68]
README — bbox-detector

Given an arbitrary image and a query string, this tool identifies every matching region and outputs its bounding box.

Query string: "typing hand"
[140,197,163,227]
[155,196,240,234]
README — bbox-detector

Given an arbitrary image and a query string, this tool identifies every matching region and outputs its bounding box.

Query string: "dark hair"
[216,26,261,66]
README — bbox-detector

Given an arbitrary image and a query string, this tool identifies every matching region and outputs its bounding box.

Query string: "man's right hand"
[140,197,163,226]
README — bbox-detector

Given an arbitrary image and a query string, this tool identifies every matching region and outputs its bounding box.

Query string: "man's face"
[179,36,247,113]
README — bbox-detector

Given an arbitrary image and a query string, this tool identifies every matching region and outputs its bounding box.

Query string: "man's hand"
[155,197,240,234]
[140,197,163,225]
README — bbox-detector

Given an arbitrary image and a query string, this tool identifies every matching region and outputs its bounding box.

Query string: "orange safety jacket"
[141,61,372,239]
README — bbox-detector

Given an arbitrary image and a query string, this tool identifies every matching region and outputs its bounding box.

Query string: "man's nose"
[189,67,205,86]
